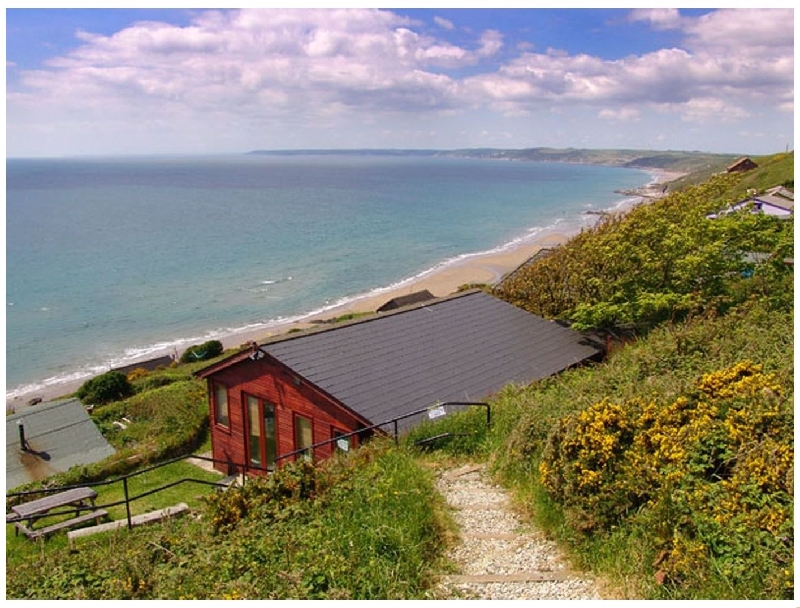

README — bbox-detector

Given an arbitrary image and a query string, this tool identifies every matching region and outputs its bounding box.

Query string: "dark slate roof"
[262,290,601,430]
[6,399,115,490]
[376,290,436,313]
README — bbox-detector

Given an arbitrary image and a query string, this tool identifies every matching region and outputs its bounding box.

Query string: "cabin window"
[295,415,313,461]
[332,427,351,453]
[246,395,277,470]
[213,383,229,427]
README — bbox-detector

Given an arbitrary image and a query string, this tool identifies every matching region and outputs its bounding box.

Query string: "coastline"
[6,168,682,411]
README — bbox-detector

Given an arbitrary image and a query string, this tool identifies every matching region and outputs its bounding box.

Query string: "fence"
[6,401,490,531]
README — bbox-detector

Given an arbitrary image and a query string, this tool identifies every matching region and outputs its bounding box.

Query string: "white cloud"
[6,8,794,156]
[477,30,503,57]
[628,8,683,31]
[433,16,455,31]
[598,107,641,122]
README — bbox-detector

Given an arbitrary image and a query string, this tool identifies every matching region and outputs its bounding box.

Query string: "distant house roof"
[726,157,758,173]
[765,186,794,201]
[706,193,794,219]
[376,290,436,313]
[6,399,115,490]
[199,290,602,430]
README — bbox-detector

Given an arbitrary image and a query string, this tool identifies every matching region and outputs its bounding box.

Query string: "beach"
[6,167,681,411]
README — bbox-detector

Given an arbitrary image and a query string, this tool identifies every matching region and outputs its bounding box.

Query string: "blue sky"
[5,7,795,157]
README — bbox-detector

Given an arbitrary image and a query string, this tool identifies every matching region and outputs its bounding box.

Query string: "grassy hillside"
[668,151,794,194]
[446,147,740,173]
[7,442,452,599]
[407,153,794,599]
[6,153,793,600]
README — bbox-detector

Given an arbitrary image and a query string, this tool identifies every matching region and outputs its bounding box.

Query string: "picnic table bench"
[9,487,108,540]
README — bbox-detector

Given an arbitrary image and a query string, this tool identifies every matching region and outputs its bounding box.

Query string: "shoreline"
[6,168,681,410]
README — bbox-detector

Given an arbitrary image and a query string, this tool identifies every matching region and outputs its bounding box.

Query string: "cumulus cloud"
[628,8,683,30]
[464,8,792,121]
[6,8,793,155]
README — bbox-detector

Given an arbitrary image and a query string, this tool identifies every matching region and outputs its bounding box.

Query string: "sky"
[4,6,795,158]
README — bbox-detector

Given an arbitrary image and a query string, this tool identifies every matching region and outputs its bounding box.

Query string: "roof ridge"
[258,288,485,348]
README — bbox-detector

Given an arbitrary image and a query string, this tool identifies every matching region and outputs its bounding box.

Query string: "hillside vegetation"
[409,153,794,599]
[6,153,793,600]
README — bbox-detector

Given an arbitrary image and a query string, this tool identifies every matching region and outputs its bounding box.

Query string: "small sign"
[336,438,350,452]
[428,405,446,420]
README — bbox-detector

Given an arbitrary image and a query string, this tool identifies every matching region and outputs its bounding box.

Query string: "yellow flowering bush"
[540,361,793,596]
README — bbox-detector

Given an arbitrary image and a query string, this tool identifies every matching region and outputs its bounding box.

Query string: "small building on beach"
[376,289,435,312]
[195,290,602,475]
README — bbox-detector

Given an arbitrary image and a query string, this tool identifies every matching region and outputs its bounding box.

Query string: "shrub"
[126,367,149,382]
[76,371,135,405]
[539,361,793,597]
[180,340,224,363]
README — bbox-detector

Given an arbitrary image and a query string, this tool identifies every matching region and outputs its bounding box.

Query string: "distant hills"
[247,147,743,174]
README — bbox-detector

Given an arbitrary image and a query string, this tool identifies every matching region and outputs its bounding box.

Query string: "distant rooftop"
[376,289,436,313]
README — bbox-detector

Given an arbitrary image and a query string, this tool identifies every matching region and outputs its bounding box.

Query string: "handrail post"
[394,420,399,445]
[486,403,491,429]
[123,477,132,530]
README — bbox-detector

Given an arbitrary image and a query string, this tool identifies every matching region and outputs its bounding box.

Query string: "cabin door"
[246,395,277,471]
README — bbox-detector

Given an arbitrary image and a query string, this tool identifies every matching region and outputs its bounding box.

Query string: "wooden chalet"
[726,157,758,173]
[195,290,602,476]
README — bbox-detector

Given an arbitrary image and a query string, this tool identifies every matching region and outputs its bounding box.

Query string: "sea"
[6,154,650,401]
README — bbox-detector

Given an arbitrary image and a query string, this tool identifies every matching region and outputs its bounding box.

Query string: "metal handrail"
[7,401,490,531]
[274,401,490,463]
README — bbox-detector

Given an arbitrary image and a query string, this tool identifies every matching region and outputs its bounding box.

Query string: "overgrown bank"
[7,442,452,599]
[6,153,793,600]
[406,154,793,599]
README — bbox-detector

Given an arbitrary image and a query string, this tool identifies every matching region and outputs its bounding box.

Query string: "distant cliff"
[247,147,740,174]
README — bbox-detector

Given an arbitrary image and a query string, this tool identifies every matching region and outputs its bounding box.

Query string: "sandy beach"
[7,168,681,410]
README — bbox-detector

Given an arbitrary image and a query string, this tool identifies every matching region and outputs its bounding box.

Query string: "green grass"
[6,458,224,564]
[6,442,454,600]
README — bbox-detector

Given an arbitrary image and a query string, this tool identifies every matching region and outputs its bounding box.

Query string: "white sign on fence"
[336,438,350,452]
[428,405,446,420]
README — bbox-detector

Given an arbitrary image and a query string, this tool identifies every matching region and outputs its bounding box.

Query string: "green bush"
[180,340,223,363]
[76,371,135,405]
[7,443,451,600]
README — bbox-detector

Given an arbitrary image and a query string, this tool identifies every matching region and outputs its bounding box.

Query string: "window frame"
[294,414,314,462]
[245,393,278,471]
[212,382,230,428]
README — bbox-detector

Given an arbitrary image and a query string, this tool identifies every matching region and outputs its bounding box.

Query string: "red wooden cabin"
[196,350,371,475]
[196,290,603,477]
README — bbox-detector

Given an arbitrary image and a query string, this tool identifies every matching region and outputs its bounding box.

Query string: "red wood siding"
[205,355,366,475]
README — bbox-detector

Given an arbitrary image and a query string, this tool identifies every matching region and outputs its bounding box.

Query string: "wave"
[6,183,648,404]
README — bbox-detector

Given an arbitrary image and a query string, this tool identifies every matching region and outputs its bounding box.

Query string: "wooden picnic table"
[9,487,106,540]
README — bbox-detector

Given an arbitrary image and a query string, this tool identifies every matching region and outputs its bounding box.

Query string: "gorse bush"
[539,361,793,597]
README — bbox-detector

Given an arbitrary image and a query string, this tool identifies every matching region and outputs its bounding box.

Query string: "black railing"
[6,401,490,533]
[274,401,490,464]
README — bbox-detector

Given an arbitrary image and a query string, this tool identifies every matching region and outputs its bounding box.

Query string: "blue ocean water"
[6,154,649,399]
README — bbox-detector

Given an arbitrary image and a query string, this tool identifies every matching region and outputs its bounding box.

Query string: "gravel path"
[434,463,602,600]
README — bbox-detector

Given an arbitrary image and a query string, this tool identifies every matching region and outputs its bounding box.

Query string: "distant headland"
[247,147,742,174]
